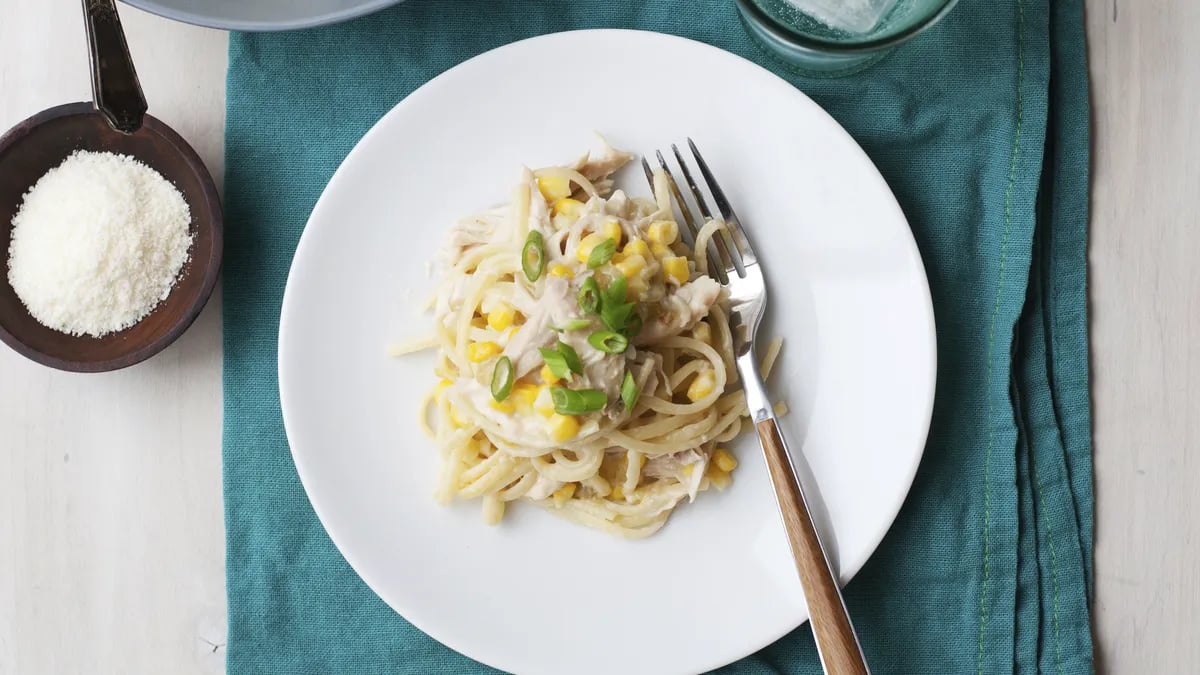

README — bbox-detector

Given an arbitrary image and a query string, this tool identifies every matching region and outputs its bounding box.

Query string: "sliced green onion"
[588,330,629,354]
[600,301,636,333]
[549,386,572,412]
[550,318,592,333]
[522,231,545,282]
[539,347,573,381]
[578,277,601,314]
[491,356,514,402]
[624,311,643,338]
[587,238,617,269]
[550,386,608,415]
[606,274,627,305]
[621,371,640,413]
[556,341,584,375]
[539,341,584,380]
[596,274,636,332]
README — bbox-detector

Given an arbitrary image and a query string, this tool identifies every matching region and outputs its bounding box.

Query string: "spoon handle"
[82,0,147,134]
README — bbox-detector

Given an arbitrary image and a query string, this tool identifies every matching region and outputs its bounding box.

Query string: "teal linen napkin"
[223,1,1093,672]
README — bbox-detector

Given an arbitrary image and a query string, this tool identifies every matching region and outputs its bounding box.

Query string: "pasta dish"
[401,140,780,537]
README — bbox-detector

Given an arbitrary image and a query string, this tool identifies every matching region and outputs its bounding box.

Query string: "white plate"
[279,29,936,675]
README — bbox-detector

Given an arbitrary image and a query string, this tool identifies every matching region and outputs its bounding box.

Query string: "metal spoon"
[82,0,148,134]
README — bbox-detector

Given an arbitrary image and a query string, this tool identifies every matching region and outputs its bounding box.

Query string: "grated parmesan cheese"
[6,150,193,337]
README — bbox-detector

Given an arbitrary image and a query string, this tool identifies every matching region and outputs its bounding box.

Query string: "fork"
[643,140,871,675]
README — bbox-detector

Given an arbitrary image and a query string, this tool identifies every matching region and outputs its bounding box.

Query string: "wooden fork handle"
[756,418,870,675]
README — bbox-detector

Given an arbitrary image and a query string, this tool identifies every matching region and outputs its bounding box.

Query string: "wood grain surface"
[0,5,227,674]
[757,419,869,675]
[1086,1,1200,672]
[0,0,1195,673]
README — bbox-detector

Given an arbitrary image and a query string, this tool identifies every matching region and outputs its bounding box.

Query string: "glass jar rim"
[735,0,961,55]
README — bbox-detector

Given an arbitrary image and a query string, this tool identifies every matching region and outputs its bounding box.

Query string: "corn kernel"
[510,384,540,412]
[540,364,560,385]
[552,197,585,221]
[614,253,647,281]
[601,218,623,246]
[712,448,738,473]
[548,263,574,278]
[650,242,674,260]
[687,369,717,402]
[552,482,577,507]
[547,414,580,442]
[691,321,712,344]
[708,469,733,491]
[627,275,648,300]
[622,239,651,260]
[434,379,452,398]
[490,398,515,414]
[576,232,612,264]
[647,220,679,245]
[611,484,625,500]
[467,341,502,362]
[486,302,516,331]
[663,256,690,285]
[534,387,556,417]
[536,175,572,202]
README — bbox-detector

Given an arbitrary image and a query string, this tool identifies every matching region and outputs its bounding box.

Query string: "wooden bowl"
[0,102,222,372]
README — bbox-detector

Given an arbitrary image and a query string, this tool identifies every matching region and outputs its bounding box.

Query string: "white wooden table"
[0,2,1193,672]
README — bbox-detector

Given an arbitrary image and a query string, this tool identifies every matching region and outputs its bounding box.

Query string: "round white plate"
[280,29,936,675]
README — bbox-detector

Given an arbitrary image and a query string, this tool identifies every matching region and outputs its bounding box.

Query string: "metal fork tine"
[688,138,757,269]
[670,145,712,220]
[644,153,727,284]
[652,151,699,249]
[672,144,739,276]
[640,157,655,192]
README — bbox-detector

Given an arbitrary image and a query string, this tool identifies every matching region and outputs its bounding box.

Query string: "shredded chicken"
[504,276,574,376]
[572,138,634,195]
[444,213,499,265]
[635,276,723,344]
[526,474,564,500]
[525,178,550,233]
[586,350,627,402]
[604,190,636,220]
[643,449,708,502]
